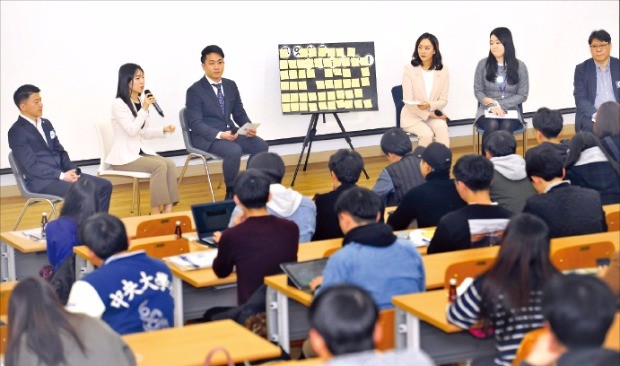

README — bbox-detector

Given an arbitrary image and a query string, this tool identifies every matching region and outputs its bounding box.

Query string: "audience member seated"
[524,145,607,238]
[306,285,434,366]
[228,152,316,242]
[428,154,512,254]
[46,178,101,271]
[484,130,536,213]
[310,187,425,310]
[210,170,298,319]
[387,142,465,230]
[565,132,620,204]
[525,107,569,162]
[594,101,620,162]
[66,213,174,335]
[312,149,365,241]
[447,214,560,366]
[372,127,425,206]
[522,274,619,366]
[6,277,135,366]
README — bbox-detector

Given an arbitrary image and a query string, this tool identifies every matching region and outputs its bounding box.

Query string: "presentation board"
[278,42,378,114]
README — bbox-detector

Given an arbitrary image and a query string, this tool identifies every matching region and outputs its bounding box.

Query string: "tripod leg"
[291,114,318,186]
[303,113,322,171]
[332,113,370,180]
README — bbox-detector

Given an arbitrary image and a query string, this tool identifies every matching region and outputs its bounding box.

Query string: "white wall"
[1,0,618,170]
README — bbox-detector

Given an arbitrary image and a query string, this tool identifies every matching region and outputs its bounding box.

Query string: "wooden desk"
[122,320,280,366]
[271,359,323,365]
[0,230,48,281]
[605,313,620,351]
[603,203,620,216]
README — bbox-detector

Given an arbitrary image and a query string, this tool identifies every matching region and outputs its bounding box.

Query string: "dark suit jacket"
[573,57,620,132]
[185,77,251,151]
[311,183,356,241]
[523,182,607,238]
[8,116,76,192]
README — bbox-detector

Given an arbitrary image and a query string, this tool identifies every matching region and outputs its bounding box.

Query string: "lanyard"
[496,65,507,99]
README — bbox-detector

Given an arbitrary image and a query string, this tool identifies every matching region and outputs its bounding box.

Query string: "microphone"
[144,89,165,117]
[434,109,451,123]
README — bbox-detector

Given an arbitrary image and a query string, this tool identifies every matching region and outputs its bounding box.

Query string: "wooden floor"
[0,143,514,232]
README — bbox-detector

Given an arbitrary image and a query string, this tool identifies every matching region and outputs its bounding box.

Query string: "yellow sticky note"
[351,57,360,67]
[308,47,318,57]
[325,80,334,89]
[319,101,328,110]
[290,94,299,102]
[299,93,308,102]
[296,59,305,69]
[327,91,336,100]
[288,60,297,69]
[361,67,370,77]
[280,60,288,70]
[336,100,346,108]
[354,100,363,108]
[299,48,308,58]
[291,103,300,112]
[298,69,307,79]
[343,69,351,78]
[289,82,298,91]
[299,102,308,111]
[363,99,373,108]
[352,79,361,88]
[341,57,351,67]
[360,57,370,66]
[336,90,345,99]
[343,79,352,88]
[282,94,291,103]
[334,68,342,76]
[307,69,316,78]
[361,77,370,86]
[289,70,298,79]
[316,80,325,90]
[345,90,354,99]
[328,101,336,110]
[333,58,342,68]
[324,68,333,78]
[354,89,363,98]
[324,58,334,69]
[280,70,289,80]
[347,47,356,57]
[334,80,343,89]
[309,103,318,112]
[314,58,323,68]
[298,81,308,90]
[327,48,336,57]
[280,48,289,59]
[308,92,318,101]
[318,47,328,57]
[282,104,291,113]
[318,92,327,101]
[280,82,290,91]
[344,100,353,109]
[336,48,345,57]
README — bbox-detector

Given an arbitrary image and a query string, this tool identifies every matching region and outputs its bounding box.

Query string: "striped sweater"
[446,277,544,366]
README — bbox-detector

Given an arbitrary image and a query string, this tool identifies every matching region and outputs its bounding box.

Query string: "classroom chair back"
[135,215,192,239]
[551,241,615,271]
[511,327,547,366]
[130,238,190,259]
[444,258,495,288]
[606,210,620,232]
[376,308,395,351]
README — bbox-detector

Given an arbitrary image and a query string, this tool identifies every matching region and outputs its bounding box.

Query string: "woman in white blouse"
[106,63,179,213]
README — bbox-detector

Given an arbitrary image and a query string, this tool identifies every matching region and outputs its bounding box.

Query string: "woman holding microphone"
[107,63,179,214]
[400,32,450,147]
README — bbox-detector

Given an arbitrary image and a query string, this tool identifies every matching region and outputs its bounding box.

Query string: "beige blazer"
[400,63,450,127]
[105,98,166,165]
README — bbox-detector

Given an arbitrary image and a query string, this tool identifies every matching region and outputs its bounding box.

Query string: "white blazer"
[105,98,166,165]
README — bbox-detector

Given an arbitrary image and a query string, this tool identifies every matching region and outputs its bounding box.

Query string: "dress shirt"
[594,60,616,112]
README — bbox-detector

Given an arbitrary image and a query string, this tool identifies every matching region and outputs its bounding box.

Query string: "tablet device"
[280,258,329,292]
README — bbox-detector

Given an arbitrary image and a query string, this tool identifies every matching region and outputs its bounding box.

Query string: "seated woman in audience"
[46,178,100,270]
[594,101,620,162]
[400,32,450,147]
[5,277,135,366]
[565,132,620,204]
[474,27,529,142]
[447,213,560,366]
[106,63,179,214]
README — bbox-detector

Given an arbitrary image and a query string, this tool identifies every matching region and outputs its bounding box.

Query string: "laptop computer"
[190,200,236,248]
[280,258,329,293]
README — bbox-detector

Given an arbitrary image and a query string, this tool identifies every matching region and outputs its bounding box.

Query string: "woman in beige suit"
[107,63,179,213]
[401,33,450,147]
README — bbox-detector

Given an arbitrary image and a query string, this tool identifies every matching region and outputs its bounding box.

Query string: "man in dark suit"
[573,29,620,133]
[185,45,269,199]
[523,145,607,239]
[8,84,112,211]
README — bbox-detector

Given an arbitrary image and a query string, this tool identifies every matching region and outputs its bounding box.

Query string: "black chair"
[391,85,405,128]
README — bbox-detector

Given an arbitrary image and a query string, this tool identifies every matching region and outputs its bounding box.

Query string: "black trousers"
[205,136,269,188]
[39,173,113,212]
[476,117,522,151]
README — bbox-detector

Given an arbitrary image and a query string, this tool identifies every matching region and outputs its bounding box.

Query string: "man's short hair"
[79,213,128,260]
[201,45,225,63]
[588,29,612,44]
[453,155,494,191]
[13,84,40,108]
[334,186,382,224]
[532,107,563,139]
[248,152,285,184]
[483,131,517,157]
[233,169,271,209]
[543,274,616,348]
[380,128,412,157]
[309,285,378,356]
[328,149,364,185]
[525,145,564,181]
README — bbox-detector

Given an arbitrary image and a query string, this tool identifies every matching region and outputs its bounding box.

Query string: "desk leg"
[267,287,291,354]
[172,276,184,327]
[74,256,94,281]
[0,241,16,281]
[5,245,16,281]
[395,308,420,350]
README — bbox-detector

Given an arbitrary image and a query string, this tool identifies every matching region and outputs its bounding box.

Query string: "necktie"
[212,83,226,115]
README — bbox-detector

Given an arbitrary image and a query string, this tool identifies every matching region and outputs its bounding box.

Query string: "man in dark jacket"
[525,107,570,162]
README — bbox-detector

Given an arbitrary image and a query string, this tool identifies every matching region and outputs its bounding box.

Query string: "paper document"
[402,100,422,105]
[408,228,435,247]
[167,250,218,271]
[20,228,46,242]
[484,109,520,120]
[237,122,261,136]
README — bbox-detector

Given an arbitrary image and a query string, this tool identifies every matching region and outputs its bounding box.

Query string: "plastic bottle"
[41,212,48,239]
[175,220,182,239]
[448,278,457,303]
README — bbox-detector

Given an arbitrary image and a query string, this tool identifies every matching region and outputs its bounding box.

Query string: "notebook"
[190,200,236,247]
[280,258,329,292]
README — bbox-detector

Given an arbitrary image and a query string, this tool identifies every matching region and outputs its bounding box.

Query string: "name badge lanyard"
[496,66,507,99]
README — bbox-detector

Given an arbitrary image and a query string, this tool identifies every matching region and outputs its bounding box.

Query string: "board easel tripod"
[290,112,370,186]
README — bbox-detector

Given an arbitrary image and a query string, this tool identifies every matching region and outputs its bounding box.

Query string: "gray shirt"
[474,58,529,119]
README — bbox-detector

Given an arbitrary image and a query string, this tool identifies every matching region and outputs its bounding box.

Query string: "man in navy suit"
[573,29,620,133]
[8,84,112,211]
[185,45,269,199]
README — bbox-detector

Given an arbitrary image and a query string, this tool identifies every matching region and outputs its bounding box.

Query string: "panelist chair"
[472,103,527,157]
[93,122,151,215]
[391,85,418,142]
[8,152,64,230]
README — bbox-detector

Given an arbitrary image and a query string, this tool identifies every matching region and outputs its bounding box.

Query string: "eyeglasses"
[590,43,610,50]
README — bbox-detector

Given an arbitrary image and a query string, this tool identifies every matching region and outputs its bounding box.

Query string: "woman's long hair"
[594,101,620,139]
[485,27,519,85]
[411,32,444,71]
[565,132,620,174]
[59,178,101,226]
[6,277,86,366]
[116,63,143,117]
[479,214,559,324]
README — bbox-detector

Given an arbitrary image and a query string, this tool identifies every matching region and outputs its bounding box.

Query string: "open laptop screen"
[190,200,236,244]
